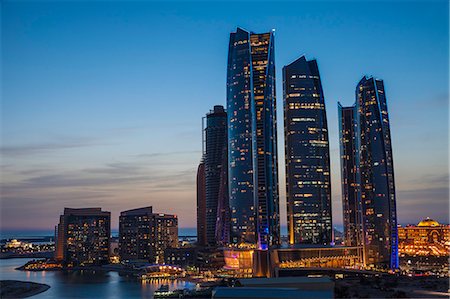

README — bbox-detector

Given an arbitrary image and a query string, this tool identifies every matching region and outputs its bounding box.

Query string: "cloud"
[397,186,449,224]
[0,137,104,157]
[407,173,449,187]
[0,156,199,230]
[134,150,201,159]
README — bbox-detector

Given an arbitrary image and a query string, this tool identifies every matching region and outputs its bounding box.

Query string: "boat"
[156,284,169,292]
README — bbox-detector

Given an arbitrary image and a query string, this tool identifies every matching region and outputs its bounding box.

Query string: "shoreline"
[0,280,50,298]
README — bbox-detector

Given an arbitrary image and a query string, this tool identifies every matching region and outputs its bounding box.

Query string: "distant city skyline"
[2,0,448,230]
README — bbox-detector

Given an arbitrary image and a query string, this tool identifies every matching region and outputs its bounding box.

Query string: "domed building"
[417,217,440,227]
[398,217,449,256]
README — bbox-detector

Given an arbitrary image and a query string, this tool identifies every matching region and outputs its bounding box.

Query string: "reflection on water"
[0,258,194,299]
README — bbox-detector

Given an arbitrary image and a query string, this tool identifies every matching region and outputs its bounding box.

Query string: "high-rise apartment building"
[227,27,280,249]
[339,76,398,270]
[118,207,153,262]
[283,56,332,245]
[119,207,178,264]
[197,162,207,246]
[55,208,110,266]
[204,105,228,246]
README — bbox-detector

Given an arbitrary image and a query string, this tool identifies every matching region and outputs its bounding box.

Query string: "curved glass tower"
[283,56,332,245]
[356,76,398,270]
[339,76,398,270]
[227,27,280,249]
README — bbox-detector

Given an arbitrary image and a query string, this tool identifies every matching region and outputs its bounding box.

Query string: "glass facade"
[196,161,207,246]
[204,105,228,246]
[283,56,332,245]
[339,76,398,270]
[215,146,230,245]
[227,28,280,249]
[356,76,398,270]
[338,103,362,248]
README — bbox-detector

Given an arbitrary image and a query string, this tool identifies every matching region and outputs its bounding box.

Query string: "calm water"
[0,228,198,239]
[0,258,194,298]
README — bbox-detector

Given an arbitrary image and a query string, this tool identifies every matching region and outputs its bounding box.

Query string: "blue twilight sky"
[1,0,448,231]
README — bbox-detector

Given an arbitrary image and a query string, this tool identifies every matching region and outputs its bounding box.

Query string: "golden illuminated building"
[223,246,364,277]
[223,248,254,277]
[398,217,450,257]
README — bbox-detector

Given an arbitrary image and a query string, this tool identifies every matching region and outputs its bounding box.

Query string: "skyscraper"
[227,27,280,249]
[204,105,228,246]
[338,103,362,248]
[119,207,178,264]
[215,149,230,245]
[283,56,332,245]
[339,76,398,270]
[196,161,207,246]
[55,208,110,266]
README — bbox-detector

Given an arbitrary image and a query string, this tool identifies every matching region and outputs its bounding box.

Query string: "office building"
[216,149,230,245]
[204,105,228,246]
[338,103,362,247]
[227,27,280,249]
[55,207,110,266]
[119,207,178,264]
[339,76,398,270]
[283,56,332,245]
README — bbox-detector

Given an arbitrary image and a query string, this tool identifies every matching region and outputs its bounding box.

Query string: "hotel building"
[398,218,450,257]
[283,56,332,245]
[55,207,110,266]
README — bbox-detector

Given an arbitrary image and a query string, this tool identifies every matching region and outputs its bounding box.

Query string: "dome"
[417,217,440,227]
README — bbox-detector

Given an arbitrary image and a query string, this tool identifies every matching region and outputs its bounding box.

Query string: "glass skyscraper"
[339,76,398,270]
[227,27,280,249]
[338,103,362,248]
[204,105,227,246]
[283,56,332,245]
[215,149,230,245]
